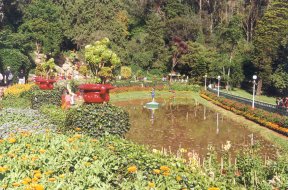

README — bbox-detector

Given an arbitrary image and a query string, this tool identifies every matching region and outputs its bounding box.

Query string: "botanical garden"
[0,0,288,190]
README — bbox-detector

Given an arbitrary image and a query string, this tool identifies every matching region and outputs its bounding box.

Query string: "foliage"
[35,58,57,78]
[39,104,66,128]
[110,86,165,94]
[78,65,89,76]
[3,84,34,98]
[168,84,201,92]
[120,66,132,79]
[85,38,121,82]
[0,97,31,109]
[253,0,288,94]
[31,89,62,109]
[65,104,130,138]
[19,0,63,55]
[0,48,31,82]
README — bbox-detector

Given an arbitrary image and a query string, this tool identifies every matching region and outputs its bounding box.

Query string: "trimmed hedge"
[31,89,62,109]
[65,103,130,137]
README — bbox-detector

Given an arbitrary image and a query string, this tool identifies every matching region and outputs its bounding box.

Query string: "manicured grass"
[222,88,276,105]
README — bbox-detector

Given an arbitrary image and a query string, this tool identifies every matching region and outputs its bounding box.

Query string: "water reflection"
[114,99,278,158]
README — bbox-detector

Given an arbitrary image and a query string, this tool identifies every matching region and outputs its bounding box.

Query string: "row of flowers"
[200,91,288,136]
[3,84,35,98]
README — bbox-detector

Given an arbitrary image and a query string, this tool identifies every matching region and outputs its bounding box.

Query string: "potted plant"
[79,38,121,103]
[35,58,57,90]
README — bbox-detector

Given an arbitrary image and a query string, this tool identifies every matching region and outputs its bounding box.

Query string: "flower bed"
[200,91,288,136]
[4,84,35,98]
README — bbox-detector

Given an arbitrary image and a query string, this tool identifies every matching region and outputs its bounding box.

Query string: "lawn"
[221,88,276,105]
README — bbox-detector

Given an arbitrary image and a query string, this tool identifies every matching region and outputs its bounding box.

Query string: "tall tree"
[19,0,63,56]
[253,0,288,95]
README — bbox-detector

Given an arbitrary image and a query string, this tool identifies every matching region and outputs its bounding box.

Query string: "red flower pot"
[78,84,115,103]
[35,77,57,90]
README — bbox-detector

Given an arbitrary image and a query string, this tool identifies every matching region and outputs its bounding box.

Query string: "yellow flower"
[34,173,42,179]
[127,165,137,173]
[31,156,39,161]
[0,166,8,173]
[32,177,39,182]
[153,169,161,174]
[26,144,32,148]
[1,184,8,188]
[91,139,98,142]
[148,182,155,188]
[75,127,81,131]
[0,139,4,143]
[59,174,65,178]
[39,149,46,154]
[160,166,170,172]
[48,178,56,182]
[208,188,220,190]
[176,176,182,181]
[8,137,16,143]
[12,182,21,187]
[84,162,92,167]
[73,134,81,139]
[93,156,98,160]
[22,177,32,185]
[31,184,44,190]
[163,171,170,176]
[68,138,74,143]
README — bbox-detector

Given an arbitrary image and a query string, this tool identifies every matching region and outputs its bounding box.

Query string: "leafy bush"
[0,97,31,108]
[113,80,167,87]
[31,89,62,109]
[65,103,130,137]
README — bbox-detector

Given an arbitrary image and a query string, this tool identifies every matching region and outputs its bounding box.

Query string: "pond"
[114,98,278,159]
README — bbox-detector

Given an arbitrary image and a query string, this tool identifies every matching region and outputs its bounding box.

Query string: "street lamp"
[217,75,221,97]
[252,75,257,109]
[204,74,207,91]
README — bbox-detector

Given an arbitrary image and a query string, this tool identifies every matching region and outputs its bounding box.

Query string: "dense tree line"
[0,0,287,95]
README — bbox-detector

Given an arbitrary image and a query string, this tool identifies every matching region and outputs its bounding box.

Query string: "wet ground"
[114,98,278,159]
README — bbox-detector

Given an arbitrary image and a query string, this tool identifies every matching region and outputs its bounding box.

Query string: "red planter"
[78,84,115,103]
[35,77,57,90]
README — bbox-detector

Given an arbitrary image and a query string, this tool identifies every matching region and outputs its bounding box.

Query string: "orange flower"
[160,166,170,172]
[153,169,161,174]
[91,139,98,142]
[162,171,170,176]
[0,139,4,143]
[127,165,137,173]
[208,188,220,190]
[75,127,81,131]
[12,182,20,187]
[39,149,46,154]
[34,173,42,179]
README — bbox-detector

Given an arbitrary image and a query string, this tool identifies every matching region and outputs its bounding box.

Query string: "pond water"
[115,98,278,159]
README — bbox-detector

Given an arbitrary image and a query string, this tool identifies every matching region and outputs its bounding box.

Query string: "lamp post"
[204,74,207,91]
[252,75,257,109]
[217,75,221,97]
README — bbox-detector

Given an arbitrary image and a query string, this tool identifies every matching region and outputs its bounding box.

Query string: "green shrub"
[31,89,62,109]
[65,103,130,137]
[40,104,66,127]
[168,83,201,92]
